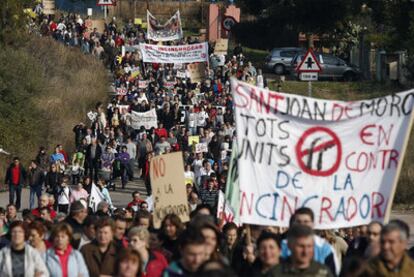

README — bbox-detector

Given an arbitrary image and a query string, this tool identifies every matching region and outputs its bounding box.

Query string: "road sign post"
[296,48,322,97]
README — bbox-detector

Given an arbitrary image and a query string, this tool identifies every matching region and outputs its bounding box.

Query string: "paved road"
[1,178,413,247]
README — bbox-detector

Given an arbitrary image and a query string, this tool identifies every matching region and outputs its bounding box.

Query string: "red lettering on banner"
[371,192,385,218]
[360,124,375,145]
[346,197,358,221]
[332,103,344,121]
[360,124,394,146]
[234,84,249,108]
[319,197,334,223]
[281,196,298,221]
[345,149,399,172]
[344,103,356,119]
[389,149,399,168]
[233,83,285,114]
[240,191,254,216]
[152,158,165,179]
[379,124,394,146]
[218,211,234,224]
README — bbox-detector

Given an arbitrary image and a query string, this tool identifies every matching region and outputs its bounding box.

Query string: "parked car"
[264,47,305,75]
[290,52,360,81]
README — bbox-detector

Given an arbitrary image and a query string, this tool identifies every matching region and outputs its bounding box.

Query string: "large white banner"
[147,10,183,42]
[130,109,158,130]
[140,43,209,64]
[232,78,414,229]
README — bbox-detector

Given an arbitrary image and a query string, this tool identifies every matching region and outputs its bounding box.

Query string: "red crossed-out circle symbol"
[295,126,342,177]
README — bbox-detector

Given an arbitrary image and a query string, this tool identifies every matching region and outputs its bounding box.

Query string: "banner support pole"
[308,81,312,97]
[384,102,414,223]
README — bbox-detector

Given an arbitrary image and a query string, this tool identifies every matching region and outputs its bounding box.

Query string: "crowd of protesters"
[2,7,414,277]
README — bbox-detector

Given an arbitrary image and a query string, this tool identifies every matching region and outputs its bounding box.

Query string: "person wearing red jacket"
[128,226,168,277]
[31,194,57,220]
[115,34,125,47]
[154,123,168,139]
[49,21,57,32]
[127,191,145,212]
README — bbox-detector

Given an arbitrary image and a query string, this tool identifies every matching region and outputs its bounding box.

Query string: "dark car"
[264,47,305,75]
[290,52,360,81]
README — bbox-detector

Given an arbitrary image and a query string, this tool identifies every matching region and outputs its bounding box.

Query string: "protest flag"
[89,183,105,213]
[224,142,240,222]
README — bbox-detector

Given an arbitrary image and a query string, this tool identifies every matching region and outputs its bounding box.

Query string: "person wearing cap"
[65,201,88,248]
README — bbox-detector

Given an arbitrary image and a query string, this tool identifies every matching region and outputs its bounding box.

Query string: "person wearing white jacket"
[0,221,49,277]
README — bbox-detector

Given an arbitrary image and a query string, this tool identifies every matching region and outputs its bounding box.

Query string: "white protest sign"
[117,105,130,115]
[130,109,158,130]
[138,80,148,89]
[116,87,127,95]
[187,63,206,83]
[140,43,209,64]
[163,81,176,89]
[89,183,105,212]
[195,143,208,153]
[87,111,98,122]
[96,0,115,6]
[232,78,414,229]
[150,152,190,228]
[176,70,187,79]
[214,39,229,55]
[147,10,183,42]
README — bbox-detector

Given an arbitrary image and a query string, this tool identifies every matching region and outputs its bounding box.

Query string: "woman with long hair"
[160,214,185,260]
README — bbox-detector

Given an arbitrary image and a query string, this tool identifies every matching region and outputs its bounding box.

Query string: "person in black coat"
[45,164,63,210]
[85,138,102,182]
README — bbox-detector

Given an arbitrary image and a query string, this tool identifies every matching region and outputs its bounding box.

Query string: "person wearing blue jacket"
[45,222,89,277]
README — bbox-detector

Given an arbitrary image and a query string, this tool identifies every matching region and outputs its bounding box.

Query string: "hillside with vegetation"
[0,1,109,182]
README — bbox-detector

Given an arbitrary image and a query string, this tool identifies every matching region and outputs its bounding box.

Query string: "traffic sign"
[97,0,115,6]
[296,49,322,73]
[299,72,318,81]
[222,16,237,32]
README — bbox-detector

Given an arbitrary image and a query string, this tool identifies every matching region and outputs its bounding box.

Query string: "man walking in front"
[5,157,26,210]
